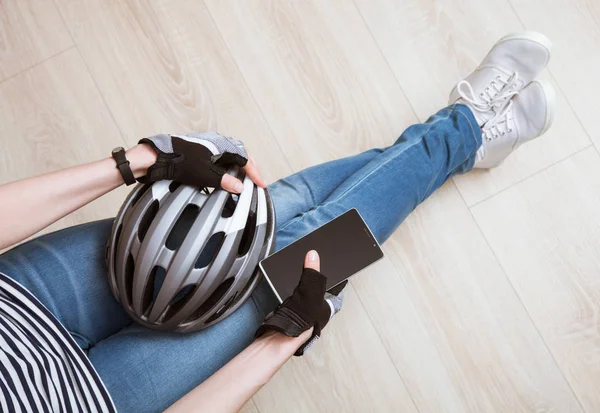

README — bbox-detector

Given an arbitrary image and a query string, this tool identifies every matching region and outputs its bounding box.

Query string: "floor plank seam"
[465,143,595,209]
[201,1,295,178]
[465,196,587,413]
[0,46,75,86]
[351,0,420,124]
[51,0,129,149]
[351,279,423,413]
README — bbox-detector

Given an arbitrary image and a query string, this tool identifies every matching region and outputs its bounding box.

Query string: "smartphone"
[259,208,384,302]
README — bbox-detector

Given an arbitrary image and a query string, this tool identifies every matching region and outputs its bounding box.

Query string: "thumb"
[304,250,320,272]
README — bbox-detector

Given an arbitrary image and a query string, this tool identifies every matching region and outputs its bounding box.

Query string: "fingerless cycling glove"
[138,132,248,188]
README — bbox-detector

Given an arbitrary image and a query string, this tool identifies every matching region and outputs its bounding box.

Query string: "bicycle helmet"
[106,168,275,332]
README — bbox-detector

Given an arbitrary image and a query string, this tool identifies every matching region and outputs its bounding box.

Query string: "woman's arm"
[0,132,266,251]
[165,329,313,413]
[166,251,343,413]
[0,144,157,250]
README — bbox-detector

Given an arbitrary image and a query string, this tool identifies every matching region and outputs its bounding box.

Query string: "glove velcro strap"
[137,153,183,183]
[255,307,321,357]
[255,307,311,338]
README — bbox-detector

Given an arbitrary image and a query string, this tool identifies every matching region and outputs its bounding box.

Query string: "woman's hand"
[138,132,266,193]
[255,250,347,356]
[165,251,346,412]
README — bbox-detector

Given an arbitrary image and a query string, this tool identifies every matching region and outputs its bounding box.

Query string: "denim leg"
[275,104,481,249]
[88,297,266,413]
[0,219,131,349]
[269,149,381,227]
[90,105,480,412]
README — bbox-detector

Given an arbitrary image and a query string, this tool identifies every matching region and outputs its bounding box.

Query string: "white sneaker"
[449,31,553,126]
[474,80,556,168]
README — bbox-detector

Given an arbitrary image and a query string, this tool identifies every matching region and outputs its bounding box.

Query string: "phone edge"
[258,261,284,304]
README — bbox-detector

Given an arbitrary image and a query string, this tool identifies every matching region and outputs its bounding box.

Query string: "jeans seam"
[249,294,265,319]
[434,107,473,187]
[277,106,481,234]
[422,106,469,197]
[277,138,419,232]
[279,109,456,232]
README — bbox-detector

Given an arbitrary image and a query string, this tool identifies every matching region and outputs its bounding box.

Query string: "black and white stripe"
[0,272,115,412]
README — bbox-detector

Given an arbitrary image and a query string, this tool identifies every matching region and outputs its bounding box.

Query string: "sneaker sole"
[534,79,557,135]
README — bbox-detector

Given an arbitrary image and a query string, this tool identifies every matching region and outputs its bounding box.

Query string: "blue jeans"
[0,105,480,412]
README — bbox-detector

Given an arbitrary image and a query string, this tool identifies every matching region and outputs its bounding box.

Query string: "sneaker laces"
[481,100,514,142]
[474,101,516,164]
[457,72,520,115]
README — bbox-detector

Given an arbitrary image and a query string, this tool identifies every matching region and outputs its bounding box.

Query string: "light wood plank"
[253,285,418,413]
[0,0,73,81]
[354,182,582,412]
[354,0,590,206]
[472,147,600,411]
[0,48,129,234]
[509,0,600,150]
[205,0,416,171]
[56,0,289,183]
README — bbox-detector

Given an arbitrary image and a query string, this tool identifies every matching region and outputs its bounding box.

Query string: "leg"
[0,219,132,349]
[276,104,481,249]
[90,104,481,412]
[89,282,273,413]
[269,149,382,227]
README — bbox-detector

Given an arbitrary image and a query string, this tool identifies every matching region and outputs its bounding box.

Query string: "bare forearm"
[165,329,312,413]
[0,144,156,250]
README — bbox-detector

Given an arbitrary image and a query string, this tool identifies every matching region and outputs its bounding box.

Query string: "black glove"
[256,268,347,356]
[138,132,248,188]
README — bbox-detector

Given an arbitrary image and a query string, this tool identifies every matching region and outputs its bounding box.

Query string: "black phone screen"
[259,209,384,302]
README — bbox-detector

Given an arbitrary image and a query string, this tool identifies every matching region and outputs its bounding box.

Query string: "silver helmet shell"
[106,170,275,332]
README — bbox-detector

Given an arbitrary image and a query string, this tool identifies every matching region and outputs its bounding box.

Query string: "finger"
[304,250,320,272]
[220,174,245,194]
[243,155,267,188]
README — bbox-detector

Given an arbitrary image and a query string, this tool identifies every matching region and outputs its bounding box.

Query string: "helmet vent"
[112,224,123,267]
[206,293,237,324]
[166,204,200,250]
[129,184,152,209]
[221,194,238,218]
[194,231,225,269]
[142,266,166,315]
[163,284,197,321]
[237,189,258,256]
[168,181,181,193]
[185,277,235,323]
[125,253,135,305]
[232,269,259,307]
[138,200,159,242]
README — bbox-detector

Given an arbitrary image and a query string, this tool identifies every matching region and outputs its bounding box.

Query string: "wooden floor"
[2,0,600,412]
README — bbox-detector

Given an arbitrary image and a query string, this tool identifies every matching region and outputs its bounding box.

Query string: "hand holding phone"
[259,209,383,302]
[255,250,346,356]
